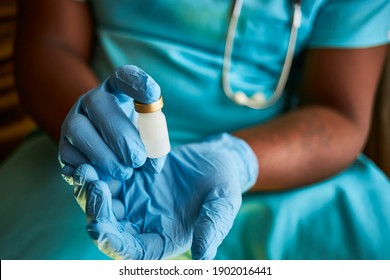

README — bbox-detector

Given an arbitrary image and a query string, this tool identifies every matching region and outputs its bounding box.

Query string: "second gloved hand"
[73,133,258,260]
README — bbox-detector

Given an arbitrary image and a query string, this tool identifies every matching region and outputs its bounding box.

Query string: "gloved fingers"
[132,233,166,259]
[88,220,166,260]
[72,163,100,212]
[73,163,100,186]
[87,218,142,260]
[107,65,161,104]
[115,93,136,119]
[73,166,124,215]
[112,199,125,220]
[61,150,121,196]
[86,180,117,223]
[109,65,169,174]
[88,221,166,260]
[191,195,241,260]
[62,113,133,181]
[81,85,146,168]
[85,179,165,260]
[141,157,167,173]
[105,178,122,198]
[58,137,89,171]
[60,164,75,186]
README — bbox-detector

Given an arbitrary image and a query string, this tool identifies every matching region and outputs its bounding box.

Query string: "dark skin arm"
[14,0,99,141]
[236,45,388,191]
[15,0,388,191]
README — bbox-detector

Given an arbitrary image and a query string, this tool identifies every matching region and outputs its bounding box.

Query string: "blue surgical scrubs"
[0,0,389,259]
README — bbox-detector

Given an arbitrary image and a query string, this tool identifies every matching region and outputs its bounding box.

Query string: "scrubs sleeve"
[308,0,390,48]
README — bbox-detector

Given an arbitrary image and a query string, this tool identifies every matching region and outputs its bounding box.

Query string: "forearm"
[235,105,367,192]
[238,46,388,192]
[15,45,98,141]
[14,0,98,141]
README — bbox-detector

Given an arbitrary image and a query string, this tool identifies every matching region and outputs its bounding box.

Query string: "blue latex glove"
[72,133,258,260]
[58,65,165,185]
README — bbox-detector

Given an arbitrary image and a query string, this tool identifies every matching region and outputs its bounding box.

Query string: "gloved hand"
[72,133,258,260]
[58,65,165,185]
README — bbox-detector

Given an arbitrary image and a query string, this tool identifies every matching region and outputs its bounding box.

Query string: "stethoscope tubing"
[222,0,302,109]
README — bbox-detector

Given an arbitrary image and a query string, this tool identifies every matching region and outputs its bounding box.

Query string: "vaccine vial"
[134,96,171,158]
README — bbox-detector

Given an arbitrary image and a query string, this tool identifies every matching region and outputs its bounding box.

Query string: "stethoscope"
[222,0,302,109]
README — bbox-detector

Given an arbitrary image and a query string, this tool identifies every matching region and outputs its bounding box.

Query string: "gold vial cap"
[134,96,164,113]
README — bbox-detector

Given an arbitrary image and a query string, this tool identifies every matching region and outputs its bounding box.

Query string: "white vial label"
[138,110,171,158]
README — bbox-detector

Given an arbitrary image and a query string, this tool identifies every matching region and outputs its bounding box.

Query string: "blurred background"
[0,0,36,163]
[0,0,389,178]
